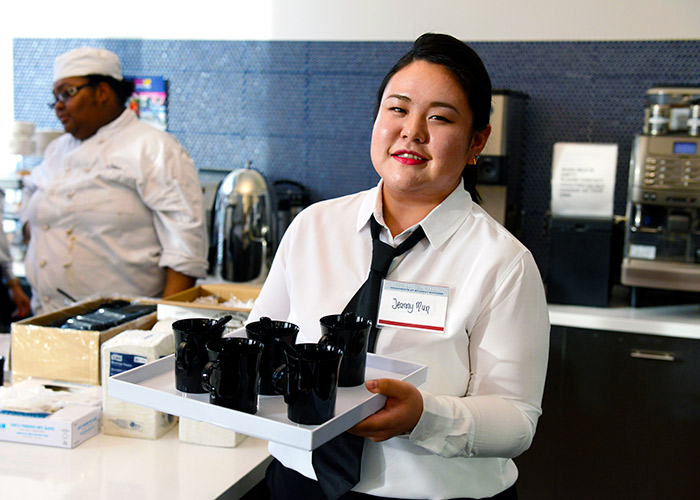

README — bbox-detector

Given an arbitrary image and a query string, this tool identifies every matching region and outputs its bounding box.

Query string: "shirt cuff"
[408,389,474,458]
[159,250,208,279]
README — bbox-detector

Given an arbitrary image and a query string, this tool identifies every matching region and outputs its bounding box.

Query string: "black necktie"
[344,215,426,352]
[312,214,426,500]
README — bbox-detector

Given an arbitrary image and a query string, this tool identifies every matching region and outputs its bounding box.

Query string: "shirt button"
[43,296,50,302]
[63,262,72,268]
[44,224,50,230]
[39,260,47,268]
[67,192,74,199]
[66,228,73,236]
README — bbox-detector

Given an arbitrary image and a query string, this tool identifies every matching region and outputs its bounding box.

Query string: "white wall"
[2,0,700,151]
[5,0,700,41]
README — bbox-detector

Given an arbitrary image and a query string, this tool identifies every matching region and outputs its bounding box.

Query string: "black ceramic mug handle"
[319,333,346,353]
[201,360,217,392]
[271,364,289,401]
[177,341,197,369]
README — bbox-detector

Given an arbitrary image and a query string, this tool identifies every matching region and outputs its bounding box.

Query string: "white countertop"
[0,335,272,500]
[548,302,700,340]
[0,426,272,500]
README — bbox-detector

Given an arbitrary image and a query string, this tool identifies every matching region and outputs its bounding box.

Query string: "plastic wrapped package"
[0,378,102,448]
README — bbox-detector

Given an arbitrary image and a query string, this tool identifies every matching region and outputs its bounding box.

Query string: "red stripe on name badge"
[377,319,444,332]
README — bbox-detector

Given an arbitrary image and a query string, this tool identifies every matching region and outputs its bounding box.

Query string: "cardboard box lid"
[10,297,157,385]
[150,283,261,312]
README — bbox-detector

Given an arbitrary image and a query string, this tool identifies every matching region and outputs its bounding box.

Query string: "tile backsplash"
[13,38,700,277]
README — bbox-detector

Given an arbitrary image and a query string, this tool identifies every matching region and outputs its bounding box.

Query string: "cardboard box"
[11,298,157,386]
[152,283,261,320]
[0,379,102,448]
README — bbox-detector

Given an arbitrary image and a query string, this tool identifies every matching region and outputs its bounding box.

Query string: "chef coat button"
[39,260,47,268]
[43,224,50,230]
[66,228,73,236]
[63,262,72,268]
[43,296,50,302]
[67,192,74,199]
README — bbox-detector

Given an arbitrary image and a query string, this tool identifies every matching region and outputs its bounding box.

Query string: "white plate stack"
[8,122,35,156]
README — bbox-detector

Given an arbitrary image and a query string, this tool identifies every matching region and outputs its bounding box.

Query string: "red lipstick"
[391,149,428,165]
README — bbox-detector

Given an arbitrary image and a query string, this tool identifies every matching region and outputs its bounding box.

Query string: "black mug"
[319,312,372,387]
[173,318,227,393]
[201,337,264,414]
[272,342,343,425]
[245,317,299,395]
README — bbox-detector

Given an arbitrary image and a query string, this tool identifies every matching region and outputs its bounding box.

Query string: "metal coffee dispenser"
[211,162,275,283]
[621,88,700,294]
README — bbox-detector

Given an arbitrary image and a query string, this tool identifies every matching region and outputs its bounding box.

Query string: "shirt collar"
[356,180,474,249]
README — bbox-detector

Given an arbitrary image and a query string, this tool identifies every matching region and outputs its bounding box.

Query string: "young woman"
[249,33,550,500]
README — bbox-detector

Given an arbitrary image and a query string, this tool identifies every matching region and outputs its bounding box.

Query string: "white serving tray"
[108,353,427,451]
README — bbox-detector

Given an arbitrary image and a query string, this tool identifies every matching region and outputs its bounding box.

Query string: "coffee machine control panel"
[629,135,700,207]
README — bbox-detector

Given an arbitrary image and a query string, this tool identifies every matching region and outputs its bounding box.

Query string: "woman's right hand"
[348,378,424,442]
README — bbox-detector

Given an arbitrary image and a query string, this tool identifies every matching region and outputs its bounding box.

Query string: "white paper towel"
[101,328,177,439]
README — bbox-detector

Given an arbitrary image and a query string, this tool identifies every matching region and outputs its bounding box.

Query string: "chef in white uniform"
[20,47,208,315]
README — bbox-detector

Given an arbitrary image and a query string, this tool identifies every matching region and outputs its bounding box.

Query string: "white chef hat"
[53,47,123,82]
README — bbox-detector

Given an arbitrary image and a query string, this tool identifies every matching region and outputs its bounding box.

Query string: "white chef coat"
[20,109,208,314]
[248,181,550,499]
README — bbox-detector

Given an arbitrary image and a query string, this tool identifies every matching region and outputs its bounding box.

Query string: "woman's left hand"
[9,281,31,319]
[348,378,423,442]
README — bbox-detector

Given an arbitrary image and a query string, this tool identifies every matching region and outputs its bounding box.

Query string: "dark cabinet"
[516,325,700,500]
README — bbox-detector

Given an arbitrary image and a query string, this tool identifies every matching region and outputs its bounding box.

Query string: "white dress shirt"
[248,181,550,499]
[20,109,208,314]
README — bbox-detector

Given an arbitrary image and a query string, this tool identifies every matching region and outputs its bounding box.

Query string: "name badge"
[376,280,449,332]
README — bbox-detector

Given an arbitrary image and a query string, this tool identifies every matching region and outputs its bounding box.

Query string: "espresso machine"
[210,162,275,284]
[621,87,700,298]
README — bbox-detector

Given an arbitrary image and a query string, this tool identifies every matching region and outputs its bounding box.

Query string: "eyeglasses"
[48,83,91,109]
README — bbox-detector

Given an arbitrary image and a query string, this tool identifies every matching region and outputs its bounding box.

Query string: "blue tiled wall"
[13,38,700,277]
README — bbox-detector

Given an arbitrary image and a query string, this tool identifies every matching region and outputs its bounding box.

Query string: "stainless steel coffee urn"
[211,162,275,283]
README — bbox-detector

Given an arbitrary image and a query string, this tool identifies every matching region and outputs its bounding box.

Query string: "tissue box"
[153,283,261,320]
[101,329,177,439]
[0,379,101,448]
[11,298,157,386]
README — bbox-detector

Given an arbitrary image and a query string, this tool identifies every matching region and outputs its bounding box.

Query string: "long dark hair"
[374,33,492,203]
